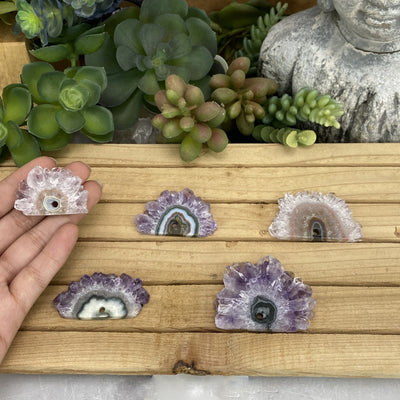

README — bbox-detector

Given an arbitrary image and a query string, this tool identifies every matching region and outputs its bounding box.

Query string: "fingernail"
[94,179,104,188]
[49,157,57,164]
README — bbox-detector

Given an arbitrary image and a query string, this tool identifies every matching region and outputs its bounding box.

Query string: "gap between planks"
[2,331,400,377]
[23,285,400,335]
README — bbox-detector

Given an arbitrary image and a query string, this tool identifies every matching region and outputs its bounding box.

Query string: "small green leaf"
[2,85,32,125]
[110,89,142,130]
[37,71,66,104]
[180,134,202,162]
[28,104,61,139]
[74,32,106,55]
[59,79,90,111]
[72,66,107,91]
[116,45,139,71]
[49,23,90,44]
[165,32,192,60]
[154,14,186,41]
[9,130,41,167]
[114,19,144,54]
[0,1,17,14]
[100,69,142,107]
[139,23,165,56]
[37,130,71,151]
[82,106,114,135]
[104,6,140,37]
[187,7,210,24]
[80,24,105,37]
[5,121,23,150]
[0,120,8,147]
[55,109,85,133]
[82,129,113,143]
[138,69,160,96]
[77,79,101,107]
[140,0,188,24]
[30,45,71,63]
[21,62,55,104]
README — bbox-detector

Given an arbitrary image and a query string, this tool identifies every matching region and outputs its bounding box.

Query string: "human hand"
[0,157,102,364]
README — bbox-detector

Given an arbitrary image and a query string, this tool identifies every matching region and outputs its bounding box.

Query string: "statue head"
[318,0,400,52]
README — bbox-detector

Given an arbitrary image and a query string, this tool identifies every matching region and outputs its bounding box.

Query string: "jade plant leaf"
[9,130,41,167]
[185,17,217,55]
[114,19,144,54]
[154,14,186,40]
[138,69,161,95]
[2,84,32,125]
[21,62,55,104]
[82,129,113,143]
[27,104,61,139]
[82,106,114,135]
[5,121,23,150]
[30,45,71,63]
[110,89,143,130]
[140,23,166,56]
[74,32,106,55]
[37,71,66,103]
[85,34,121,74]
[55,109,85,133]
[37,130,72,151]
[72,66,107,91]
[104,6,140,37]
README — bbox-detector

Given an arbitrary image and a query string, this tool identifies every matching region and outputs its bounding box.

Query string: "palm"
[0,157,101,364]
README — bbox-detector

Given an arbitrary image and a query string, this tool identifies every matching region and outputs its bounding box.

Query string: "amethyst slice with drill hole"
[215,256,315,332]
[53,273,150,320]
[134,188,217,237]
[14,165,88,216]
[269,191,362,242]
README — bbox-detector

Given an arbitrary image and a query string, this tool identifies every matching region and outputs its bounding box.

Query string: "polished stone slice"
[53,272,150,320]
[215,256,315,332]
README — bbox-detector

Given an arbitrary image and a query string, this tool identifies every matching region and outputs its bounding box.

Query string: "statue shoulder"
[259,7,333,93]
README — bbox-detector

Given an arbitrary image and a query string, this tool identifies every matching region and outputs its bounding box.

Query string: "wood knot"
[172,360,210,376]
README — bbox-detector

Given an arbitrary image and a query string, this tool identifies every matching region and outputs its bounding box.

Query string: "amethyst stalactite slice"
[134,188,217,237]
[215,256,316,332]
[14,165,88,216]
[53,273,150,320]
[269,191,362,242]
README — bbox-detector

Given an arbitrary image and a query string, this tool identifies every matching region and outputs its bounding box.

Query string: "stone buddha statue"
[259,0,400,142]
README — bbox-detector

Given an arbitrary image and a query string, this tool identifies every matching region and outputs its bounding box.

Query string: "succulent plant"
[235,2,288,76]
[152,74,228,162]
[0,83,40,166]
[21,61,114,147]
[263,88,344,129]
[30,24,106,67]
[0,1,17,24]
[85,0,217,130]
[252,125,317,148]
[210,57,277,136]
[15,0,75,45]
[62,0,123,19]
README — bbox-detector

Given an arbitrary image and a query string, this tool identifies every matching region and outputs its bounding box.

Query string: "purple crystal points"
[269,191,362,242]
[215,256,316,332]
[134,188,217,237]
[14,166,88,216]
[53,273,150,320]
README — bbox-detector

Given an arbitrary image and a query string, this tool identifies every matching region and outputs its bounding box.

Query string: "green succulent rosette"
[0,83,40,166]
[22,62,114,148]
[86,0,217,130]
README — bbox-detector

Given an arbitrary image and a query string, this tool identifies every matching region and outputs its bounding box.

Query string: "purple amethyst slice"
[134,188,217,237]
[215,256,315,332]
[14,166,88,216]
[269,191,362,242]
[53,273,150,320]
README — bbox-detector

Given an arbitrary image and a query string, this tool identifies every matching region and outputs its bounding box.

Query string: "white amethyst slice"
[215,256,315,332]
[269,191,362,242]
[134,188,217,237]
[14,166,88,216]
[53,273,150,320]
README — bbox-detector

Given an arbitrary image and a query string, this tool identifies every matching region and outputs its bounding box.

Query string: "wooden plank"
[1,331,399,377]
[23,285,400,335]
[56,241,400,286]
[4,144,400,167]
[78,203,400,242]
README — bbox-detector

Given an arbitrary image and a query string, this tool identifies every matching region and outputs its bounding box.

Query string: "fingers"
[0,157,56,218]
[0,180,102,284]
[0,161,92,255]
[9,223,79,316]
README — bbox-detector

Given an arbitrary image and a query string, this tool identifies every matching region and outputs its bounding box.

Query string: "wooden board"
[1,143,400,377]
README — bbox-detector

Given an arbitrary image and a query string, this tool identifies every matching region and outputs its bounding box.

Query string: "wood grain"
[1,332,399,377]
[23,285,400,335]
[56,241,400,286]
[78,202,400,242]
